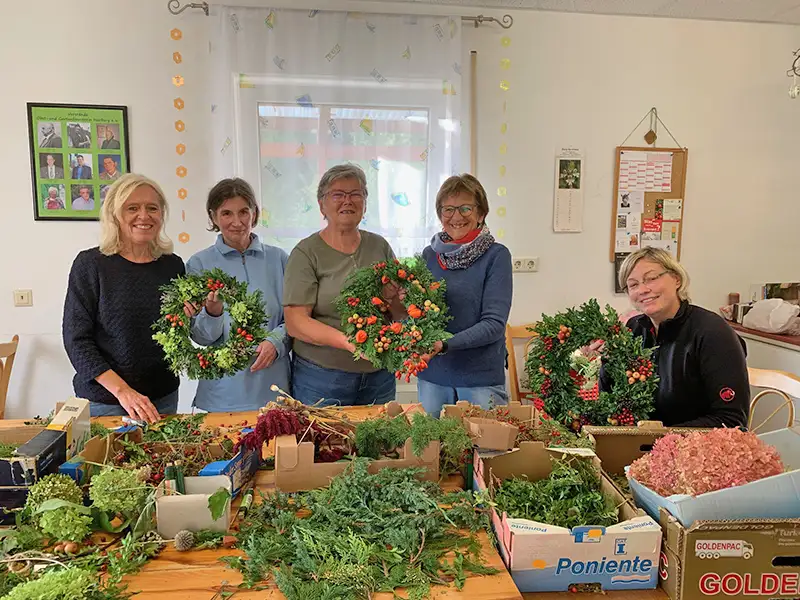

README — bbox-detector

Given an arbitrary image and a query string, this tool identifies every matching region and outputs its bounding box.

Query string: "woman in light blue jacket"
[185,178,290,411]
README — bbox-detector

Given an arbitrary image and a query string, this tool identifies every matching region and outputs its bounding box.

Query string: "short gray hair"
[618,247,691,301]
[317,164,368,201]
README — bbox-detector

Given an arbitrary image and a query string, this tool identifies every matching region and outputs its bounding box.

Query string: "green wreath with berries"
[334,257,452,381]
[524,299,658,431]
[152,268,269,380]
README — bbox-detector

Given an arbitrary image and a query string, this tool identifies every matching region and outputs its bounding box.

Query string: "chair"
[0,335,19,419]
[505,324,538,405]
[747,367,798,432]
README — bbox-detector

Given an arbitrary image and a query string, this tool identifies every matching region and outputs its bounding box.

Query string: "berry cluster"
[206,277,225,292]
[626,357,653,384]
[556,324,572,344]
[164,313,185,328]
[608,407,635,426]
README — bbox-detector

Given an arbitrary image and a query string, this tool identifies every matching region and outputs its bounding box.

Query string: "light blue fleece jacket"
[186,234,290,411]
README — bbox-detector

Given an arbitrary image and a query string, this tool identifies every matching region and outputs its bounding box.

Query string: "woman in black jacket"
[603,247,749,428]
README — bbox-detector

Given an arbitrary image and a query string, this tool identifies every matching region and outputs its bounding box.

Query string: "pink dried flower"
[629,429,784,497]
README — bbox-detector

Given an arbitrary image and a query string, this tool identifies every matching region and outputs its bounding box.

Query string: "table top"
[0,409,669,599]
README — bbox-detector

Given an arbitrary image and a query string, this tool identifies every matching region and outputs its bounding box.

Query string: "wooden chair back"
[0,335,20,419]
[747,367,798,432]
[505,324,538,404]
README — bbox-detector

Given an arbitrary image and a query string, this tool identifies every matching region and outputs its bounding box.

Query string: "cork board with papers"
[610,146,688,291]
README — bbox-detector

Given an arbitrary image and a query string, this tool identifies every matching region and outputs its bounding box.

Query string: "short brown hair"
[435,174,489,224]
[206,178,260,232]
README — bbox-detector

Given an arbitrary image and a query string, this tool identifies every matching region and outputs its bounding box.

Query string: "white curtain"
[209,7,462,256]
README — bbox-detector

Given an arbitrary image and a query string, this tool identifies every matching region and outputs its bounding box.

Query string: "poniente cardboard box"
[274,435,439,493]
[474,442,662,593]
[442,400,536,451]
[659,508,800,599]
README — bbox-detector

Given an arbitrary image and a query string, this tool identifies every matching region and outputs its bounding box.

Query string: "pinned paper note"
[617,190,643,214]
[616,213,641,231]
[662,199,682,221]
[642,218,662,233]
[661,221,680,241]
[615,231,640,252]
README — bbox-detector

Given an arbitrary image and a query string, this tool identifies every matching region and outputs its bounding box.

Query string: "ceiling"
[363,0,800,26]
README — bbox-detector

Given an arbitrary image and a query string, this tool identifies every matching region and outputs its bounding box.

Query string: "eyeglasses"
[327,190,365,202]
[625,271,668,293]
[440,204,475,218]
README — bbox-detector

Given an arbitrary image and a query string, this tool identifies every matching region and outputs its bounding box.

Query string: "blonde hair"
[618,247,691,301]
[99,173,173,258]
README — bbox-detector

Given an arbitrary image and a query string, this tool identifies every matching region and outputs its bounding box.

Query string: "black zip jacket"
[601,301,749,428]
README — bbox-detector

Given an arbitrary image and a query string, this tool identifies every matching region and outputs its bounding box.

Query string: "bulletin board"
[609,146,688,292]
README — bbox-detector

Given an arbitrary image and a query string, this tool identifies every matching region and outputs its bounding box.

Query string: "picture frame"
[27,102,130,221]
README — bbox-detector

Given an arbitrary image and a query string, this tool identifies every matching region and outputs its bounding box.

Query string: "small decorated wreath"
[152,268,268,380]
[334,257,451,381]
[524,299,658,431]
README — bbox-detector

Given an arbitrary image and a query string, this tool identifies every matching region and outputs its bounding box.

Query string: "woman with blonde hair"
[63,174,184,422]
[600,247,749,427]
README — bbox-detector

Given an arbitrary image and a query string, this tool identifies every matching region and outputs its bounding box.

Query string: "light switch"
[13,290,32,307]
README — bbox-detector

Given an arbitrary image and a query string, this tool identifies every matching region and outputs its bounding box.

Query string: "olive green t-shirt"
[283,231,395,372]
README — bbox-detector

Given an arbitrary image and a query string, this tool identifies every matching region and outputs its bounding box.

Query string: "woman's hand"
[420,340,444,364]
[116,386,160,424]
[382,282,407,321]
[183,290,222,319]
[251,340,278,372]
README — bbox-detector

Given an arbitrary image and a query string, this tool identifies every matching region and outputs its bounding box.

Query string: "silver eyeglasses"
[625,271,668,293]
[327,190,365,202]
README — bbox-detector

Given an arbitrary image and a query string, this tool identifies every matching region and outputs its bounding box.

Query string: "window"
[256,103,436,257]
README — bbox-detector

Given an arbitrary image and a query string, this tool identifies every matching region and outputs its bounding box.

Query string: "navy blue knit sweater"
[62,248,185,404]
[416,243,513,387]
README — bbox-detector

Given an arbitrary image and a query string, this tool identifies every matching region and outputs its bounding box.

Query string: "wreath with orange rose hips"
[152,268,269,380]
[524,299,658,431]
[334,257,452,381]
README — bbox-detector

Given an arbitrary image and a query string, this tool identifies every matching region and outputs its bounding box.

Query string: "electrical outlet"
[13,289,33,307]
[512,257,539,273]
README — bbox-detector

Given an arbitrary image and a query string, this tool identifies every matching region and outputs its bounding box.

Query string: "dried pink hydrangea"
[629,428,784,497]
[629,433,683,496]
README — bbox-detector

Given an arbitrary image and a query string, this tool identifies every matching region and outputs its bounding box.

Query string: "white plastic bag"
[742,298,800,334]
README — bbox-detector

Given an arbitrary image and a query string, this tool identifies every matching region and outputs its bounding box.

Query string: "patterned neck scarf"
[431,224,495,270]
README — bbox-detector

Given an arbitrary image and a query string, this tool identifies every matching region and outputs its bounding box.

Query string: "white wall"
[1,0,799,417]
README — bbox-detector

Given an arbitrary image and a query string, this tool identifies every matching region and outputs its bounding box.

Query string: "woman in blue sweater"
[184,178,290,411]
[417,174,513,415]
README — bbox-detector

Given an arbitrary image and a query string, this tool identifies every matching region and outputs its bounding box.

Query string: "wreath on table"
[152,268,269,380]
[334,257,452,381]
[524,299,658,431]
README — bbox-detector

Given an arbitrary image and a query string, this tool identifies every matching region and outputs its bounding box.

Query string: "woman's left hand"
[251,340,278,372]
[420,340,444,364]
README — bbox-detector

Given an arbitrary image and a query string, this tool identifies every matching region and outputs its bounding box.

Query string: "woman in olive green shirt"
[283,164,398,406]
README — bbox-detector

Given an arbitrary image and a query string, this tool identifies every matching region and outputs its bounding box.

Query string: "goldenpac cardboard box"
[442,400,536,451]
[628,426,800,527]
[659,508,800,599]
[474,442,662,593]
[45,397,90,458]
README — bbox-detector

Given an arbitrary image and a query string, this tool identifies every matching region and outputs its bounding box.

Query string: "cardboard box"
[274,434,439,493]
[628,426,800,527]
[442,400,536,451]
[46,397,90,458]
[59,427,258,496]
[0,426,66,487]
[156,475,231,539]
[659,508,800,599]
[582,421,704,477]
[474,442,662,593]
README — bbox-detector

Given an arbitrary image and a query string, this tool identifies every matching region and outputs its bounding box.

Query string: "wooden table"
[0,410,669,599]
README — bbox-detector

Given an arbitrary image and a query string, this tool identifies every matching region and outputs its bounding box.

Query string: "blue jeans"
[417,379,508,417]
[291,354,395,407]
[89,389,180,418]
